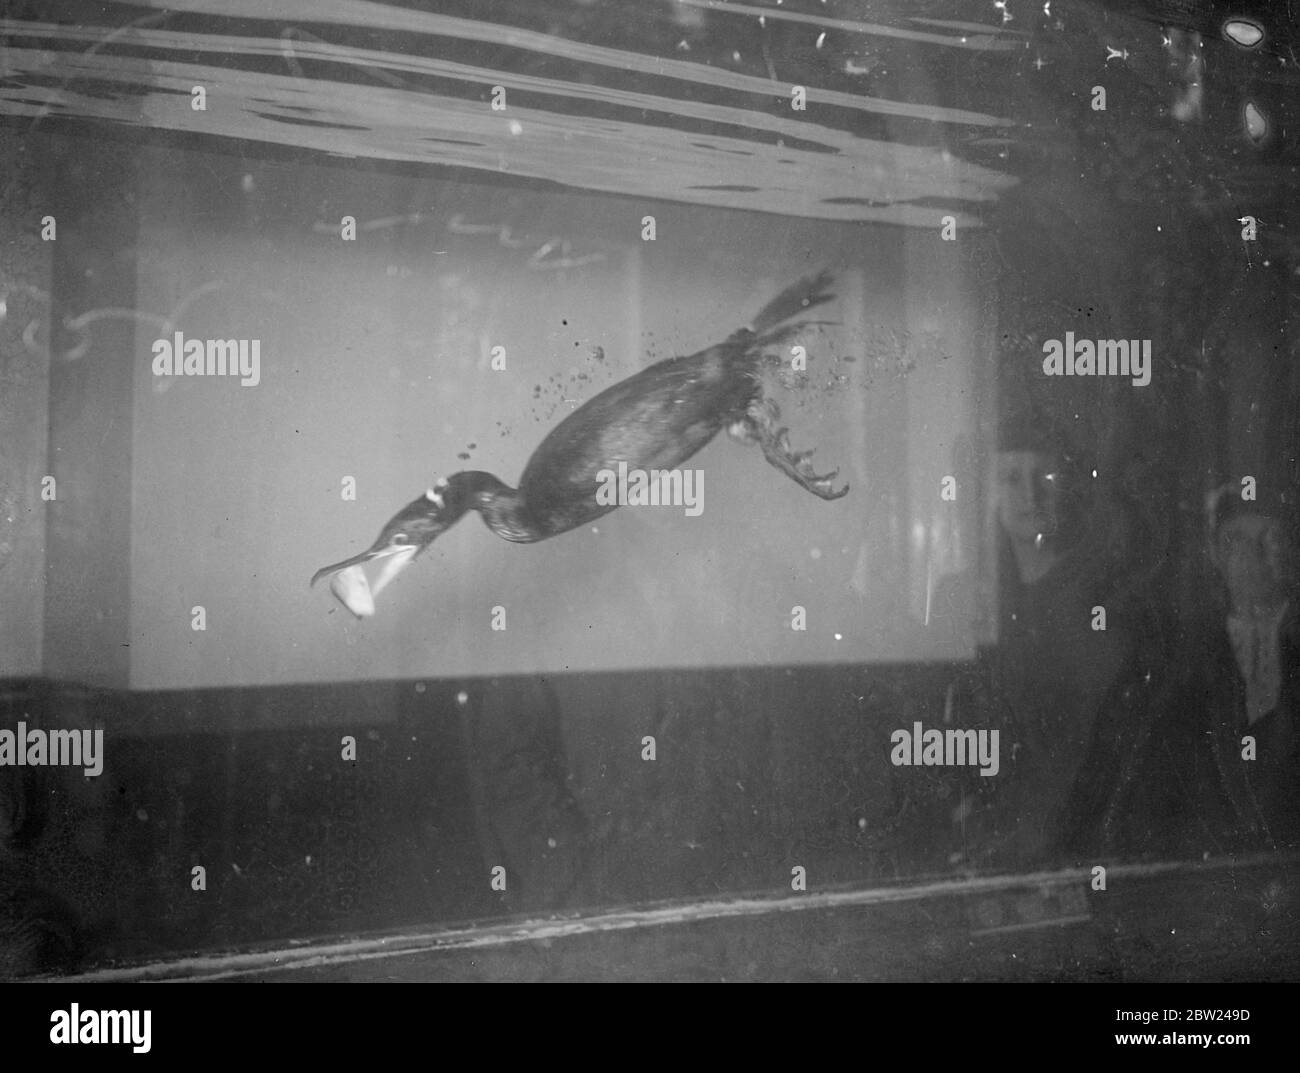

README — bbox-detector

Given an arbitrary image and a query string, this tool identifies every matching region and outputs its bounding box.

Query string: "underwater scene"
[0,0,1297,983]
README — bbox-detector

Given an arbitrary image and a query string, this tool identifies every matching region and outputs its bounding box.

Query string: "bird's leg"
[727,396,849,500]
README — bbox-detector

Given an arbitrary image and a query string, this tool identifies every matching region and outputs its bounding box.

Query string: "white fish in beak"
[323,545,419,619]
[329,564,375,619]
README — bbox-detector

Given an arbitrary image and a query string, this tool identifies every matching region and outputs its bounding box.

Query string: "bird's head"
[310,478,468,617]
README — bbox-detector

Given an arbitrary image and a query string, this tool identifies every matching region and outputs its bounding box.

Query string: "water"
[0,0,1296,980]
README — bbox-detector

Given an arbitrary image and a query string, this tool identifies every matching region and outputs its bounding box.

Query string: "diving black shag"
[313,271,849,616]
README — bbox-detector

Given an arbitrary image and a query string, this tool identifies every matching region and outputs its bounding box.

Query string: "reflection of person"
[466,677,591,913]
[937,423,1148,866]
[0,705,82,976]
[995,445,1067,585]
[1182,486,1299,847]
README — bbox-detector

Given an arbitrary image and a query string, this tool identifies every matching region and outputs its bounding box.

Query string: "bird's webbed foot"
[727,397,849,500]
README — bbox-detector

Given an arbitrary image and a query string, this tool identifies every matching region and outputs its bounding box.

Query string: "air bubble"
[1223,19,1264,48]
[1244,101,1268,143]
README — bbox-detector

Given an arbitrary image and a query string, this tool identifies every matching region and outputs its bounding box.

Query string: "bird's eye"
[392,533,408,545]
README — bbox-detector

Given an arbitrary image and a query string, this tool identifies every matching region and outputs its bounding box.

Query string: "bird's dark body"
[312,271,848,605]
[511,334,757,540]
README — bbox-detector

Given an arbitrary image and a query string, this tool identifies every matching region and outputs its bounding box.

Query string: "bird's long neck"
[452,470,541,543]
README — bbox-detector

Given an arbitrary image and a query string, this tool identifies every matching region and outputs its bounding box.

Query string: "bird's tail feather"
[747,270,836,337]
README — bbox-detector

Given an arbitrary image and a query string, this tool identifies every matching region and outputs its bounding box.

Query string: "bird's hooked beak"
[310,481,449,618]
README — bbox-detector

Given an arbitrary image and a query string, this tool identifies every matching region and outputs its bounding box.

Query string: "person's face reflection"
[996,450,1061,544]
